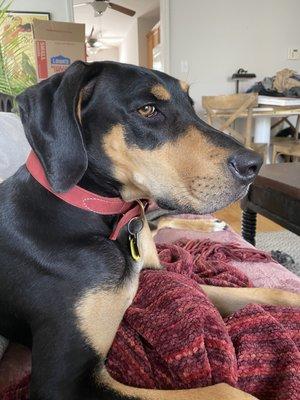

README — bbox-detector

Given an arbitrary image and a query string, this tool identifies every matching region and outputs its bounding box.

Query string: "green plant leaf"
[0,0,37,97]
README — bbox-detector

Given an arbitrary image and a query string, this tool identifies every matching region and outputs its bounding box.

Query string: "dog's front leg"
[201,285,300,317]
[149,216,227,236]
[30,274,141,400]
[30,280,260,399]
[75,271,258,399]
[98,369,259,399]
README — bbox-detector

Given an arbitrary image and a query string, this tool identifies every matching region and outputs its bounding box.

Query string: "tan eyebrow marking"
[151,84,171,101]
[180,81,190,92]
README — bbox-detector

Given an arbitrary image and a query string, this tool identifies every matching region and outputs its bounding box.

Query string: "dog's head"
[17,61,262,214]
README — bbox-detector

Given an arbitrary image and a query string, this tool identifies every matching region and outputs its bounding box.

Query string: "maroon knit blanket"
[107,240,300,400]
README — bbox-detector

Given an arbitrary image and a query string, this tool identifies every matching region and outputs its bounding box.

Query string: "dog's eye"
[137,105,157,118]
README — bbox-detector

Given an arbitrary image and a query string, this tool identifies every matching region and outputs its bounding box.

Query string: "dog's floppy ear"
[17,60,101,192]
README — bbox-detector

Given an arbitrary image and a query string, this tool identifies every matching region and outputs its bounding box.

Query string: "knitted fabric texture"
[107,239,300,400]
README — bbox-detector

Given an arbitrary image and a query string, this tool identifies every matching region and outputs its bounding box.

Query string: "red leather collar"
[26,151,147,240]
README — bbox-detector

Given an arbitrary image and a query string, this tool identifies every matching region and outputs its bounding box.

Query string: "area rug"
[256,231,300,276]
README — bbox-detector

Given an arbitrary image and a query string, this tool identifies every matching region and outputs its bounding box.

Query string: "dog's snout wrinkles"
[227,149,262,184]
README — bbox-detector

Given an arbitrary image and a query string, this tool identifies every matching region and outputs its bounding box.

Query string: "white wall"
[169,0,300,111]
[119,19,139,65]
[87,47,119,63]
[9,0,74,21]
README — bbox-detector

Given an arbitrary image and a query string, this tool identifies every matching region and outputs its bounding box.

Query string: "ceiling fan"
[86,26,110,55]
[85,25,123,55]
[74,0,136,17]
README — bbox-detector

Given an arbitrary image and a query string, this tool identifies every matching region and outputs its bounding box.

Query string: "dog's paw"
[280,290,300,308]
[211,219,227,231]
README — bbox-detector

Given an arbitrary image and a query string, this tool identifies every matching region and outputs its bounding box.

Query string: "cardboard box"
[33,20,86,81]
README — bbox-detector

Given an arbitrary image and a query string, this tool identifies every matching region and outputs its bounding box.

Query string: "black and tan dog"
[0,61,299,400]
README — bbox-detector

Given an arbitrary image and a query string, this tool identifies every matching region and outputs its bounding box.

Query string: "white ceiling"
[73,0,160,46]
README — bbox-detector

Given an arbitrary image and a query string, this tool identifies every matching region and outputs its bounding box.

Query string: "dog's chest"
[75,218,160,361]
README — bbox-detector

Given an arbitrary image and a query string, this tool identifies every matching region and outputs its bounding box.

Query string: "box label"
[50,55,71,73]
[36,40,48,79]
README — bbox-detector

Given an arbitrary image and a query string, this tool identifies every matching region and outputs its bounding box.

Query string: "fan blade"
[74,3,90,7]
[87,26,95,40]
[108,2,136,16]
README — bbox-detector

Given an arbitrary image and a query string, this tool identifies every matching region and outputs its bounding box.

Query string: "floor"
[214,202,284,234]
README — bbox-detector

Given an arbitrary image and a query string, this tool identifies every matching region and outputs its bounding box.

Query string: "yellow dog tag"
[128,217,144,262]
[130,236,141,261]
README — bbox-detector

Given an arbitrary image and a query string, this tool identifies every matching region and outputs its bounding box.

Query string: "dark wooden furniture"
[241,163,300,245]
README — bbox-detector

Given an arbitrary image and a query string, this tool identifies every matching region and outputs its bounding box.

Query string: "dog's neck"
[28,173,118,236]
[78,173,120,198]
[25,151,147,243]
[19,166,160,269]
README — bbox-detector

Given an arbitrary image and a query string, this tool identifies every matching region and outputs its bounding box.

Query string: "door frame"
[160,0,170,74]
[66,0,75,21]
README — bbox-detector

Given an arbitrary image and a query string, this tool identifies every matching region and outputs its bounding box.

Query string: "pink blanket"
[154,217,300,293]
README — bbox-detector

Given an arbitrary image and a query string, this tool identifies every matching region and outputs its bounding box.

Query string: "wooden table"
[213,96,300,162]
[241,163,300,245]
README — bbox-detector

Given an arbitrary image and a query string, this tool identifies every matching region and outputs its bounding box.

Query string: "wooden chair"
[272,140,300,162]
[271,115,300,162]
[202,93,258,147]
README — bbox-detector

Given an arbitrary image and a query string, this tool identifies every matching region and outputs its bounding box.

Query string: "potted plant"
[0,0,37,110]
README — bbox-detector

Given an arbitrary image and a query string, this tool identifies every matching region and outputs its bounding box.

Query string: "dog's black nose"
[228,149,263,184]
